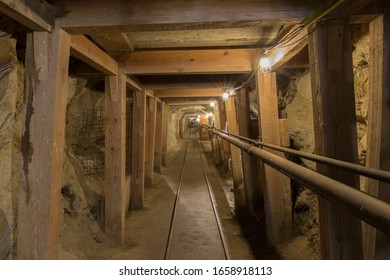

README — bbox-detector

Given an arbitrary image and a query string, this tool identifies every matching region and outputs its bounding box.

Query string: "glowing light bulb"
[206,113,210,118]
[222,91,229,100]
[260,57,272,73]
[210,101,215,108]
[209,112,213,117]
[274,49,284,64]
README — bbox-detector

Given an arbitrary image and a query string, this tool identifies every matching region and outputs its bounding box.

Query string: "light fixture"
[206,113,210,118]
[222,91,229,101]
[210,101,215,108]
[208,112,213,117]
[274,49,284,64]
[260,56,272,73]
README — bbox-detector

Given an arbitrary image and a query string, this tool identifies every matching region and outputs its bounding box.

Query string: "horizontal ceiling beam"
[56,0,321,34]
[126,75,142,91]
[155,88,223,98]
[90,33,134,52]
[166,100,213,105]
[0,0,52,31]
[121,49,258,75]
[70,35,118,76]
[270,25,308,71]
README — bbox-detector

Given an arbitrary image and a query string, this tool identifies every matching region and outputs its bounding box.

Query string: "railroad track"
[164,140,229,260]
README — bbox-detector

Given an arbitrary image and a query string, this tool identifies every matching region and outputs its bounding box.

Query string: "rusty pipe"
[214,127,390,184]
[203,125,390,236]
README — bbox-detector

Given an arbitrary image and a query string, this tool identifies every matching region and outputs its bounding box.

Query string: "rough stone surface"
[0,37,24,259]
[351,24,369,165]
[167,105,208,153]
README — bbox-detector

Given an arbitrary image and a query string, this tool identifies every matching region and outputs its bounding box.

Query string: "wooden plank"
[270,25,309,71]
[161,102,169,166]
[130,91,146,210]
[126,75,142,91]
[104,74,126,245]
[17,21,70,259]
[236,87,263,220]
[225,97,243,183]
[155,88,223,98]
[70,35,118,76]
[145,94,157,187]
[255,71,292,246]
[154,101,163,172]
[90,32,134,52]
[363,12,390,260]
[0,0,52,31]
[217,101,230,171]
[308,19,363,259]
[58,0,318,33]
[121,49,257,75]
[225,96,244,211]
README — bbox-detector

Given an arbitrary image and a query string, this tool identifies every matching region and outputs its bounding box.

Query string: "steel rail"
[210,126,390,184]
[203,125,390,235]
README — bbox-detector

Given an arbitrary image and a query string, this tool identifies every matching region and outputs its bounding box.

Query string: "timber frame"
[1,0,388,260]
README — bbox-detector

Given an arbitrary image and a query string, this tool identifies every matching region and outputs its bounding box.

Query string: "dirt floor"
[60,140,318,260]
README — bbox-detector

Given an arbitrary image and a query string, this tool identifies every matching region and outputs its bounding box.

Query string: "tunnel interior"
[0,0,390,261]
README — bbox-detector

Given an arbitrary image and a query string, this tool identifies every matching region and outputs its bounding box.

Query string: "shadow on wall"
[0,209,11,260]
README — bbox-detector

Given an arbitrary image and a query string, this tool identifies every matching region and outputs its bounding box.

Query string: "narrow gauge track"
[164,140,229,260]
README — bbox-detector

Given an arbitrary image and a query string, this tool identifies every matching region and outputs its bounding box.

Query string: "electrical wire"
[221,0,351,95]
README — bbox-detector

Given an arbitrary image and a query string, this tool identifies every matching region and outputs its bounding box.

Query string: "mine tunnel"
[1,0,390,260]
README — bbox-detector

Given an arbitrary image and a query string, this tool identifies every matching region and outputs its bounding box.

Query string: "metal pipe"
[212,127,390,184]
[203,125,390,236]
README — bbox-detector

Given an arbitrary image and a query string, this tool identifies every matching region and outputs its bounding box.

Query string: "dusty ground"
[59,139,320,260]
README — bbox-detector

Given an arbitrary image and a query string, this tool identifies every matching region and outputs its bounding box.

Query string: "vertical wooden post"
[154,100,163,172]
[18,22,70,259]
[225,96,244,210]
[161,102,169,166]
[105,74,126,245]
[236,87,264,220]
[363,12,390,259]
[217,101,230,170]
[255,71,293,246]
[145,93,157,187]
[308,19,363,259]
[130,91,146,210]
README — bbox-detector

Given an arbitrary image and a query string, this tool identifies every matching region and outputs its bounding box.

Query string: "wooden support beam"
[155,88,223,98]
[236,87,263,220]
[308,19,363,259]
[363,12,390,260]
[0,0,52,31]
[225,96,244,209]
[58,0,317,34]
[70,35,118,76]
[225,96,245,209]
[154,101,163,172]
[17,22,70,259]
[126,75,142,91]
[255,71,292,246]
[145,94,157,187]
[121,49,257,75]
[270,25,309,71]
[104,74,126,245]
[161,103,169,166]
[217,101,230,171]
[130,91,146,210]
[90,32,134,52]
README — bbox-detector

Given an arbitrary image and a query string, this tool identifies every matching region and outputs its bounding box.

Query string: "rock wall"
[352,24,369,165]
[60,78,107,257]
[167,105,208,153]
[0,36,24,259]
